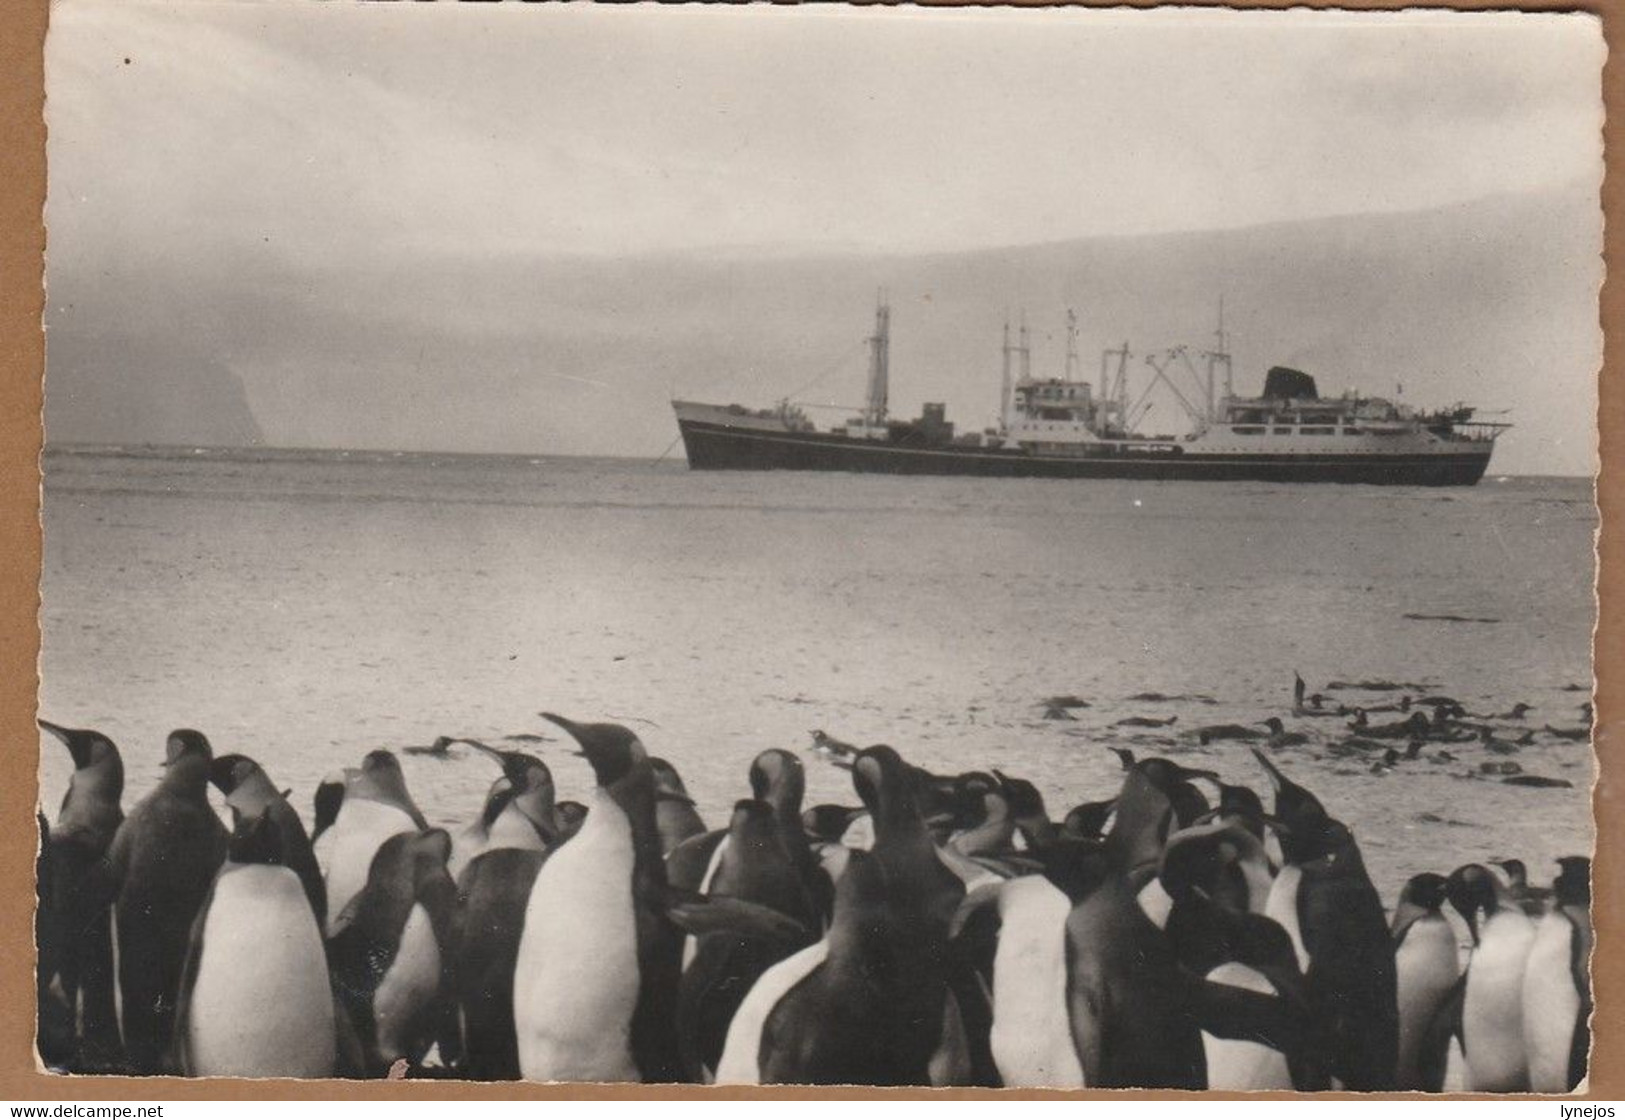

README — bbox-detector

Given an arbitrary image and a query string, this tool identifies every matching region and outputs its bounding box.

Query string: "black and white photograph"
[35,0,1602,1092]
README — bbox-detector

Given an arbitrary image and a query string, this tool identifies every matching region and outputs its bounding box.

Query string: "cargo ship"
[671,300,1508,485]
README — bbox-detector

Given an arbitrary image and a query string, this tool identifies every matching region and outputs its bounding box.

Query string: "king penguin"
[327,828,460,1075]
[446,748,562,1079]
[1448,862,1537,1092]
[676,798,821,1081]
[512,713,684,1083]
[173,807,336,1077]
[1390,872,1461,1091]
[1253,749,1398,1090]
[715,745,970,1086]
[1523,856,1591,1092]
[105,729,229,1074]
[36,719,125,1066]
[207,753,325,928]
[321,750,428,936]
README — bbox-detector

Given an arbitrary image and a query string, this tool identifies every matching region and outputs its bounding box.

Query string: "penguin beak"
[37,718,69,743]
[1251,747,1287,792]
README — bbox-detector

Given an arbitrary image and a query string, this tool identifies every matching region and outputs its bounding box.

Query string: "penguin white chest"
[372,903,442,1064]
[323,800,417,937]
[186,865,336,1078]
[714,938,830,1085]
[513,791,641,1082]
[1264,865,1311,972]
[1202,962,1293,1090]
[1523,911,1583,1092]
[1462,909,1536,1092]
[988,876,1084,1088]
[1395,915,1461,1088]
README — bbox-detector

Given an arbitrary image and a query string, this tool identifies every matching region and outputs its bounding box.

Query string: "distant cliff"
[45,331,263,448]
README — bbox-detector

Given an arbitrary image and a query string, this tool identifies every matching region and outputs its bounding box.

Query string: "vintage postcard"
[34,0,1603,1092]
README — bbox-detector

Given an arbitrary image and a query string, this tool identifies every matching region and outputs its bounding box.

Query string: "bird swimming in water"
[1194,724,1267,745]
[1113,714,1178,729]
[1258,718,1308,748]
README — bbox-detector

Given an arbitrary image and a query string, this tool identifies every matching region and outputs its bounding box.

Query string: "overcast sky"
[42,2,1604,473]
[48,3,1603,257]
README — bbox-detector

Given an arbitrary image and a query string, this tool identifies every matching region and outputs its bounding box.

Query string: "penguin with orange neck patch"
[105,729,229,1073]
[512,714,685,1082]
[208,753,324,927]
[36,719,125,1066]
[715,745,970,1086]
[174,807,337,1077]
[1253,749,1398,1090]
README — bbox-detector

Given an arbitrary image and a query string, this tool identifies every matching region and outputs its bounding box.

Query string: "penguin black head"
[749,749,805,808]
[38,719,121,773]
[992,770,1047,821]
[1251,748,1336,863]
[1062,797,1116,841]
[802,803,863,843]
[165,729,213,766]
[208,753,263,796]
[948,771,1003,828]
[1169,781,1211,828]
[1215,782,1265,824]
[851,745,925,834]
[1494,858,1529,892]
[227,806,287,866]
[540,713,647,789]
[1261,717,1286,734]
[1399,872,1449,912]
[1108,746,1137,771]
[1446,863,1506,943]
[1554,856,1591,906]
[556,800,589,838]
[469,740,551,791]
[362,749,403,775]
[728,798,780,846]
[649,757,691,799]
[1160,818,1258,905]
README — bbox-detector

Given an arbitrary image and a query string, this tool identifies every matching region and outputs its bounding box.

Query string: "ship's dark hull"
[677,420,1494,486]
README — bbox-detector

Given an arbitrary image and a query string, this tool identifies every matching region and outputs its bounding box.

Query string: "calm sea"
[37,445,1597,907]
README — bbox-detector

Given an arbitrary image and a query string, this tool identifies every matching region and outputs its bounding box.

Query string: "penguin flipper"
[665,892,811,946]
[1416,971,1467,1092]
[168,879,217,1077]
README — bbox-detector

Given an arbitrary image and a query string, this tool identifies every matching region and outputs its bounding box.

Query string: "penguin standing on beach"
[207,753,325,927]
[512,714,685,1082]
[650,758,708,856]
[1523,856,1591,1092]
[677,796,821,1081]
[105,729,229,1074]
[445,747,562,1079]
[447,743,559,880]
[1447,862,1538,1092]
[1390,872,1461,1091]
[327,828,460,1075]
[35,719,125,1065]
[174,807,337,1077]
[715,745,970,1086]
[320,750,428,936]
[1252,749,1398,1090]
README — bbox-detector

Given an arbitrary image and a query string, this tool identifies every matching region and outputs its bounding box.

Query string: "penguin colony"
[35,685,1592,1090]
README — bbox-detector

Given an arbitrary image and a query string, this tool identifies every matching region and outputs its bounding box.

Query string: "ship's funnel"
[1263,366,1319,400]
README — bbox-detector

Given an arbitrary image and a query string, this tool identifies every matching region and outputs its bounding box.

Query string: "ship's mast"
[1000,316,1014,426]
[1064,308,1079,382]
[1204,294,1232,423]
[865,292,890,427]
[1018,310,1032,384]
